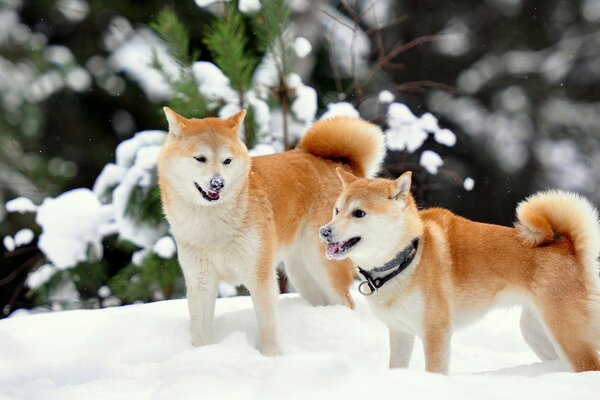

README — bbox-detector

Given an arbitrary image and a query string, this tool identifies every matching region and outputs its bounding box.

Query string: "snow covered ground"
[1,293,599,400]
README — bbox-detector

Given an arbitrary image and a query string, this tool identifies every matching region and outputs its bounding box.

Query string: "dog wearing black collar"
[319,168,600,374]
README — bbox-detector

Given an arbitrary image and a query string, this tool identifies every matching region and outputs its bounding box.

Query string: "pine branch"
[150,9,206,117]
[125,183,165,227]
[204,4,258,146]
[151,8,197,65]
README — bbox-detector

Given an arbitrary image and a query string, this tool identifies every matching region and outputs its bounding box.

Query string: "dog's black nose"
[319,226,332,239]
[209,175,225,192]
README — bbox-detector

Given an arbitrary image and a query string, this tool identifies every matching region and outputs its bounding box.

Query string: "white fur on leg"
[179,246,219,347]
[520,307,559,361]
[389,329,415,368]
[248,274,281,357]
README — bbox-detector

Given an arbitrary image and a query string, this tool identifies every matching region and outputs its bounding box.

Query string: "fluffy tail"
[297,117,386,178]
[515,190,600,273]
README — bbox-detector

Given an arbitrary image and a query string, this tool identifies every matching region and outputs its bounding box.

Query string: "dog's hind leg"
[284,252,330,306]
[389,329,415,368]
[534,280,600,371]
[520,306,558,361]
[302,243,354,308]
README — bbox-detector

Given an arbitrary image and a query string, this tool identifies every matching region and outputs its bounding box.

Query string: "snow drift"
[1,294,599,400]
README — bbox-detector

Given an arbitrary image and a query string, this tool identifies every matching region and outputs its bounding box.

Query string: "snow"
[35,189,113,269]
[5,196,37,213]
[1,294,599,400]
[292,85,318,124]
[387,102,417,124]
[108,28,178,101]
[386,125,428,153]
[25,264,57,290]
[14,228,34,247]
[378,90,395,103]
[192,61,238,106]
[195,0,225,7]
[293,37,312,58]
[238,0,261,13]
[93,163,127,198]
[463,177,475,191]
[153,236,177,259]
[318,4,370,77]
[420,150,443,174]
[65,67,91,92]
[434,128,457,147]
[320,102,360,119]
[3,235,15,252]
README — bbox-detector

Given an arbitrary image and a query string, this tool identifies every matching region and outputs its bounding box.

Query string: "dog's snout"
[319,226,332,241]
[209,175,225,191]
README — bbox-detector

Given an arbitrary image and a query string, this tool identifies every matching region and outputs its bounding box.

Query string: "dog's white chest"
[367,289,425,336]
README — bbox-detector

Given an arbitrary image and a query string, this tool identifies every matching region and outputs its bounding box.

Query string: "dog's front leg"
[423,324,452,374]
[179,246,218,347]
[389,329,415,368]
[248,250,281,357]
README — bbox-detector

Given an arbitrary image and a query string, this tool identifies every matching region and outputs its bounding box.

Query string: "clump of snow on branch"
[321,102,360,119]
[238,0,261,13]
[26,264,57,290]
[108,26,179,101]
[153,236,177,259]
[463,177,475,191]
[378,90,395,104]
[5,197,37,213]
[293,37,312,58]
[35,189,113,269]
[109,131,169,249]
[385,102,457,153]
[420,150,444,175]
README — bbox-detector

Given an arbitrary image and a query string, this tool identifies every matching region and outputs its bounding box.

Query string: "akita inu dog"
[157,109,385,355]
[320,169,600,372]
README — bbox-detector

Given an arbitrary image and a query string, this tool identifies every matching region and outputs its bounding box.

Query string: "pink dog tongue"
[327,242,340,256]
[207,191,220,199]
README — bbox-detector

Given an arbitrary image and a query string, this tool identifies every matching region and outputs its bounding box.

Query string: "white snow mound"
[1,295,599,400]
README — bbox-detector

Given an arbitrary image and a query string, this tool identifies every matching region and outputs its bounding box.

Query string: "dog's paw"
[259,344,282,357]
[191,334,208,347]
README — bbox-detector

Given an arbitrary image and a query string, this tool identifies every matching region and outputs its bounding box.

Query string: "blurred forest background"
[1,0,599,316]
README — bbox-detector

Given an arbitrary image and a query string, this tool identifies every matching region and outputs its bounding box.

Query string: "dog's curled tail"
[297,117,386,178]
[516,190,600,272]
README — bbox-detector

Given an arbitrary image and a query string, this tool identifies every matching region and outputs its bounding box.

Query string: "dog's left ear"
[336,167,358,188]
[226,109,247,135]
[390,171,412,199]
[164,107,186,138]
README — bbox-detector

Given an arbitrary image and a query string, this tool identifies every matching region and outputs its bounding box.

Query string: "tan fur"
[157,109,385,354]
[322,172,600,373]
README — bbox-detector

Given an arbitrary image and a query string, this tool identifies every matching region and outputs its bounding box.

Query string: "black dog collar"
[357,238,420,295]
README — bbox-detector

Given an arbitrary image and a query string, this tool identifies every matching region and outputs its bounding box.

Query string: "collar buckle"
[357,238,420,296]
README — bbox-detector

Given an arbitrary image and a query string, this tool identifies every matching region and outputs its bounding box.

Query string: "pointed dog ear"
[336,167,358,188]
[163,107,186,138]
[226,109,247,134]
[390,171,412,199]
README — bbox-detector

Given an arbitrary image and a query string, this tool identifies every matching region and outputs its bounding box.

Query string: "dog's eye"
[334,208,339,215]
[223,158,232,165]
[353,209,366,218]
[195,155,207,163]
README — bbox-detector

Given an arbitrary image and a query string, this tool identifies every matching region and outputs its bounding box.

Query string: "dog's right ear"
[336,167,358,188]
[163,107,186,138]
[390,171,412,199]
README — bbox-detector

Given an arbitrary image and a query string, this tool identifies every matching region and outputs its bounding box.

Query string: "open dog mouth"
[326,237,361,258]
[194,182,220,202]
